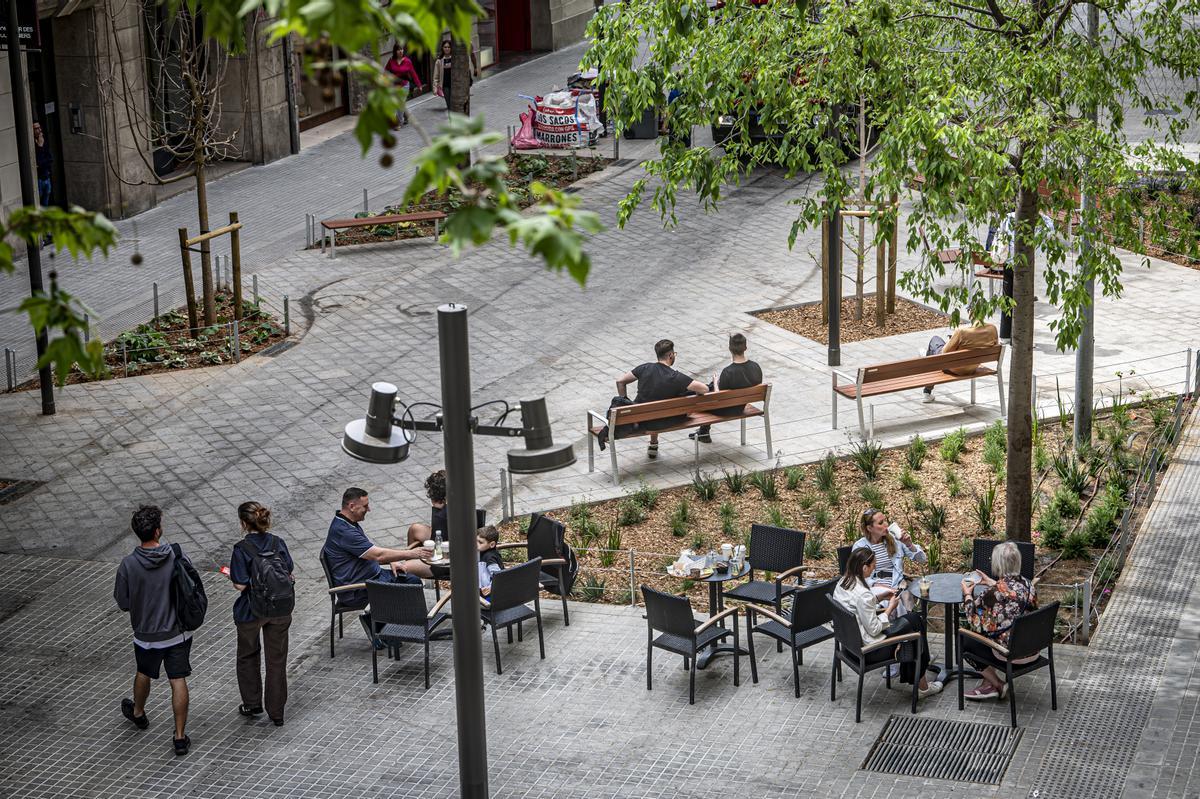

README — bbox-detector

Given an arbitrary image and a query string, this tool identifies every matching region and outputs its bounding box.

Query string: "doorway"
[25,20,65,206]
[497,0,532,53]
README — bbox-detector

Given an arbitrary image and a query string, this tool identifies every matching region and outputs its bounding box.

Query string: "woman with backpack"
[228,501,295,726]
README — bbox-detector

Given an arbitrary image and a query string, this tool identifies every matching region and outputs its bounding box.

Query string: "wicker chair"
[957,602,1059,727]
[496,513,574,625]
[642,585,749,704]
[972,539,1036,580]
[745,577,837,697]
[363,581,453,687]
[827,595,922,722]
[480,558,546,675]
[320,550,368,658]
[721,523,807,612]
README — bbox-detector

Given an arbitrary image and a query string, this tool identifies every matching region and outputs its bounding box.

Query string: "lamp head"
[505,397,575,474]
[342,382,410,464]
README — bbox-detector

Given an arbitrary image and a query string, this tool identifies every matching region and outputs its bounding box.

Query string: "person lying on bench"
[614,338,709,459]
[691,332,763,444]
[923,321,998,403]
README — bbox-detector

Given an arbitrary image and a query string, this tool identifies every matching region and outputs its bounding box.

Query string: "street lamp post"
[342,303,575,798]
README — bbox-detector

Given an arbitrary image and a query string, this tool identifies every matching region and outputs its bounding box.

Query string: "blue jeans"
[924,336,946,394]
[37,177,51,207]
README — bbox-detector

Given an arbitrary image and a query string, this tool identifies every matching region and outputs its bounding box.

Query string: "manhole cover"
[861,715,1023,785]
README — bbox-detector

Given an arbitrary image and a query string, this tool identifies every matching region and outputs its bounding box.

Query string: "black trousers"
[236,615,291,721]
[864,612,931,684]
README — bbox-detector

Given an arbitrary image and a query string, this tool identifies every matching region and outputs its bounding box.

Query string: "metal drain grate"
[861,715,1023,785]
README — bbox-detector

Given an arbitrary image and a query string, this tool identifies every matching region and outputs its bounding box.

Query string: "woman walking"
[432,39,479,113]
[229,502,295,726]
[385,42,422,126]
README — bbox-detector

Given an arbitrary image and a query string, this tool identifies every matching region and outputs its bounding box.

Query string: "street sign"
[0,1,40,48]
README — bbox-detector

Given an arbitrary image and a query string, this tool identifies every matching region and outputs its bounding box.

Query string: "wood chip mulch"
[753,295,949,345]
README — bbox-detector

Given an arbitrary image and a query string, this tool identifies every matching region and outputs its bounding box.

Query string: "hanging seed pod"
[382,133,396,149]
[379,153,394,168]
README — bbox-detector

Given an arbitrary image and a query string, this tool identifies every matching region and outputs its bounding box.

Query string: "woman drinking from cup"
[852,508,927,609]
[960,541,1038,700]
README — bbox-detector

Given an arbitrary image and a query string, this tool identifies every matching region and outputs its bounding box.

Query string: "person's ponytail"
[238,501,272,533]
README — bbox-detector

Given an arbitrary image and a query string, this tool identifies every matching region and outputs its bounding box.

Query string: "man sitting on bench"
[614,339,709,459]
[924,321,998,402]
[692,332,763,444]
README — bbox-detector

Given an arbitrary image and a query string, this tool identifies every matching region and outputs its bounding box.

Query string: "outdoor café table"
[665,560,751,669]
[908,572,983,684]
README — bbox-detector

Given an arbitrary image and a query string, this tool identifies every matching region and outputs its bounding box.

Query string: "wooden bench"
[586,384,773,484]
[831,346,1006,436]
[320,211,448,259]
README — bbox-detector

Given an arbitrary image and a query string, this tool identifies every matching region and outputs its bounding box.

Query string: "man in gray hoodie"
[114,505,193,755]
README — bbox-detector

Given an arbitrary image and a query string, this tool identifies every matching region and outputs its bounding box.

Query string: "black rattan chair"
[721,523,807,612]
[836,545,853,575]
[496,513,575,626]
[480,558,545,675]
[642,585,748,704]
[746,577,837,697]
[957,602,1059,727]
[363,581,452,687]
[827,595,922,722]
[320,550,368,658]
[972,539,1036,580]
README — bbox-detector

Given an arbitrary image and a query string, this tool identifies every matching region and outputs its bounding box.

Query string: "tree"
[100,0,237,329]
[4,0,601,383]
[588,0,1200,541]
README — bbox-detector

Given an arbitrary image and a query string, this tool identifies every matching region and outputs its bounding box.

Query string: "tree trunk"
[1005,181,1038,542]
[449,40,471,117]
[195,159,215,326]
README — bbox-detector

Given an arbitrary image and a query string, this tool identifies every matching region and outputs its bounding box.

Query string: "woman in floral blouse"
[960,541,1037,700]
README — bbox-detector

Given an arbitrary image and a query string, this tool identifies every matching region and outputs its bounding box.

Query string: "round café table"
[908,572,983,683]
[665,560,751,669]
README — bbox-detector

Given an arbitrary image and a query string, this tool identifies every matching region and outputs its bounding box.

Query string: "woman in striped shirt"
[851,508,927,609]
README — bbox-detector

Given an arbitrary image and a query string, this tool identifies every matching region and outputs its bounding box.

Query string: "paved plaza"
[2,37,1200,799]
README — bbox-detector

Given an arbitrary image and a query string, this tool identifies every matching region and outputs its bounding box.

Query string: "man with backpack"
[228,501,294,727]
[114,505,206,756]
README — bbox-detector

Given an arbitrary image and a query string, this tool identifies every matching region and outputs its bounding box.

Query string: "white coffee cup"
[720,544,733,559]
[888,522,903,537]
[423,540,436,551]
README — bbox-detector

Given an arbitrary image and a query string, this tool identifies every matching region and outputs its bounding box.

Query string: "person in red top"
[385,43,422,127]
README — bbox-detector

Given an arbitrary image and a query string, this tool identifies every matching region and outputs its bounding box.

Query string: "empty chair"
[827,596,922,722]
[745,577,837,697]
[480,558,546,675]
[363,581,452,687]
[972,538,1035,580]
[721,523,807,613]
[320,550,368,658]
[496,514,575,625]
[836,545,852,575]
[958,602,1060,727]
[642,585,750,704]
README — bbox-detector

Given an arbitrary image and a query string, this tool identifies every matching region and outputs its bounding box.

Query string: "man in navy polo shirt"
[322,487,430,609]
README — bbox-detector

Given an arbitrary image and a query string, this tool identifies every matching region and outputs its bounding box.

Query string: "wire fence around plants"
[3,267,293,391]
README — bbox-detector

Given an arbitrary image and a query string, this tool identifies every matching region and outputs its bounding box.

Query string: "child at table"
[476,526,504,596]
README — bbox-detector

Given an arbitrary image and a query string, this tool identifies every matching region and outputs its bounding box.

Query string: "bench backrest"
[609,384,769,425]
[858,346,1002,385]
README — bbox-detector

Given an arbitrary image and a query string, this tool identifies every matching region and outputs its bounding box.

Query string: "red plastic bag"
[511,105,541,150]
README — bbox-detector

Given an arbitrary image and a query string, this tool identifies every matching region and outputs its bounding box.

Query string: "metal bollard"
[628,549,637,606]
[83,314,90,343]
[304,214,311,248]
[4,348,14,391]
[283,295,290,336]
[121,342,128,378]
[252,274,259,306]
[499,469,510,523]
[231,319,240,363]
[1186,347,1193,397]
[1081,577,1092,644]
[614,130,620,160]
[1031,374,1038,415]
[152,283,159,322]
[363,188,369,214]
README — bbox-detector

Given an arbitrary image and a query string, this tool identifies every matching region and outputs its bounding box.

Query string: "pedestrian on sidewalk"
[385,42,423,127]
[114,505,198,756]
[432,39,479,114]
[228,501,295,727]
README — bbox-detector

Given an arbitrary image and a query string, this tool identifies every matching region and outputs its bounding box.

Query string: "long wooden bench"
[831,346,1006,436]
[321,211,448,259]
[586,384,772,484]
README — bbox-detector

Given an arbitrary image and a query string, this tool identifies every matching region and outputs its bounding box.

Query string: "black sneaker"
[688,432,712,444]
[272,717,284,727]
[173,735,191,756]
[121,698,149,730]
[238,704,264,717]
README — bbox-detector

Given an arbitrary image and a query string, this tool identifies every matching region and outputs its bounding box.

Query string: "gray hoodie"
[114,543,189,645]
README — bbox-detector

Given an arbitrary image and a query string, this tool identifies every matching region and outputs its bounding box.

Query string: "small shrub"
[764,503,790,528]
[748,469,779,500]
[805,531,826,561]
[959,536,974,568]
[945,467,962,498]
[577,575,606,602]
[798,493,816,510]
[1083,488,1123,547]
[1036,504,1067,549]
[669,498,691,537]
[617,499,646,527]
[906,434,928,470]
[917,501,948,537]
[517,515,532,535]
[983,436,1006,475]
[898,466,920,491]
[1034,440,1050,473]
[1150,400,1172,430]
[859,482,886,511]
[690,531,709,552]
[843,515,860,543]
[723,469,748,495]
[1060,529,1091,560]
[630,482,660,510]
[974,482,997,535]
[939,428,967,463]
[784,466,805,491]
[1053,452,1089,497]
[813,505,832,529]
[815,453,838,491]
[719,501,738,536]
[924,533,943,572]
[692,473,718,501]
[825,487,842,507]
[1049,486,1082,519]
[984,419,1006,452]
[850,438,884,480]
[1096,554,1120,585]
[599,521,621,567]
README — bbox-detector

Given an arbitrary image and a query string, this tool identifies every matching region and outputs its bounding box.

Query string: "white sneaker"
[922,393,935,403]
[919,680,944,698]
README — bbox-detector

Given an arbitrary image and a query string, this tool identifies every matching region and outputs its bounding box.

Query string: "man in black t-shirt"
[692,333,764,444]
[615,339,709,458]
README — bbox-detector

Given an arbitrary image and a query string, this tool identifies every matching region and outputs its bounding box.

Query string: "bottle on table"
[434,529,444,559]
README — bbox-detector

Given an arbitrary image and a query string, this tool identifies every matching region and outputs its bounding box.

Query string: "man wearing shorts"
[114,505,194,755]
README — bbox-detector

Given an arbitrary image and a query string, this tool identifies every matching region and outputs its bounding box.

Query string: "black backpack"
[169,543,208,631]
[528,514,579,597]
[236,535,295,619]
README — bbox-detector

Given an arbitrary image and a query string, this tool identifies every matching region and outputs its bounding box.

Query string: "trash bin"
[625,107,659,139]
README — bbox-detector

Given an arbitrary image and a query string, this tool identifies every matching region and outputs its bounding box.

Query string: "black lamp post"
[342,303,575,798]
